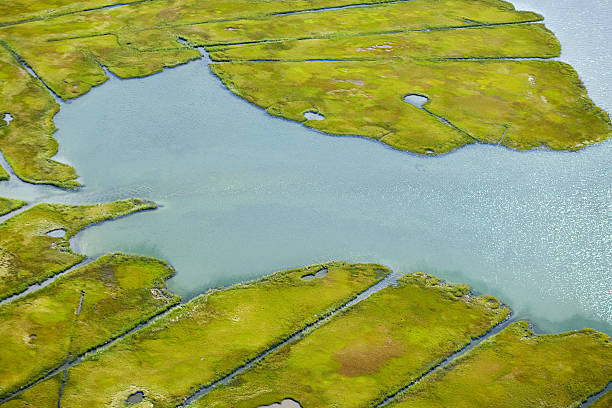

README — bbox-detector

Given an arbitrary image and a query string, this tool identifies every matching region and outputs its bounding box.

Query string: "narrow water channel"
[0,0,609,335]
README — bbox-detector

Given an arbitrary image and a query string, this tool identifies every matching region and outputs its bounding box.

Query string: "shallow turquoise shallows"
[0,0,609,334]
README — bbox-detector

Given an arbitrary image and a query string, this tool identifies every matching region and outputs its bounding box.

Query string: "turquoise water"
[0,1,609,334]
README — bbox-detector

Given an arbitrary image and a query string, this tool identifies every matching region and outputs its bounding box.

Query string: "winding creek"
[0,0,610,341]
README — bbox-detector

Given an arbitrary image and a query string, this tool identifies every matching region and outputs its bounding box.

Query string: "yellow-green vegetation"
[176,0,543,46]
[193,273,508,407]
[0,197,26,217]
[0,253,179,399]
[0,0,609,187]
[0,198,156,300]
[591,390,612,408]
[389,322,612,408]
[0,0,127,25]
[213,59,610,153]
[56,263,388,407]
[207,24,560,61]
[0,44,79,188]
[0,374,62,408]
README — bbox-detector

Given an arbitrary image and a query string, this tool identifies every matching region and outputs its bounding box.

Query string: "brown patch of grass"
[334,337,406,377]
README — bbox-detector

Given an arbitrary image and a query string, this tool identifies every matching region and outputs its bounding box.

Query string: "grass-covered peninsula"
[2,266,610,407]
[56,263,387,407]
[194,273,509,407]
[0,198,156,300]
[0,253,179,398]
[0,0,610,187]
[0,197,26,217]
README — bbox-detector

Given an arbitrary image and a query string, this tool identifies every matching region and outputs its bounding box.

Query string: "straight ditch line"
[45,18,543,46]
[375,315,515,407]
[57,290,85,407]
[0,256,98,309]
[498,127,509,145]
[1,0,407,29]
[580,381,612,407]
[0,41,64,103]
[178,273,398,406]
[210,55,556,63]
[196,19,541,49]
[272,0,413,16]
[420,107,478,143]
[0,301,181,404]
[0,0,151,27]
[211,57,380,63]
[56,353,71,408]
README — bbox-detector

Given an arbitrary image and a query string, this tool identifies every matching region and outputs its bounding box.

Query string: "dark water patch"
[126,391,145,404]
[315,268,328,278]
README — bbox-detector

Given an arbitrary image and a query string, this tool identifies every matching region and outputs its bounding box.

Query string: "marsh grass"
[0,199,156,300]
[56,263,388,407]
[0,197,26,217]
[0,0,608,186]
[0,373,63,408]
[193,273,509,408]
[0,253,179,399]
[390,321,612,407]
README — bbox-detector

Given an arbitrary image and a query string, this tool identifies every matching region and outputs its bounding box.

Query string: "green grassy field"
[194,273,508,408]
[0,197,26,217]
[0,198,156,299]
[390,321,612,407]
[0,374,62,408]
[212,58,609,154]
[0,253,179,398]
[207,24,560,61]
[55,263,387,407]
[0,45,79,188]
[2,266,610,407]
[0,0,609,187]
